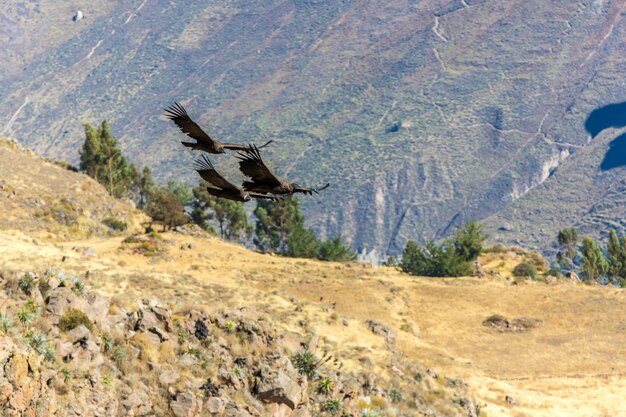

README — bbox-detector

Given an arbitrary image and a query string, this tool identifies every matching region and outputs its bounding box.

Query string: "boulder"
[254,370,303,409]
[170,390,202,417]
[206,397,225,414]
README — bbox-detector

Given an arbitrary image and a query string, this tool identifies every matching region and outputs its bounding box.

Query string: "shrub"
[101,332,113,352]
[318,236,357,262]
[318,376,334,395]
[401,240,472,277]
[388,388,402,403]
[17,301,39,326]
[293,349,319,378]
[512,262,537,279]
[58,309,93,332]
[18,273,36,295]
[0,313,14,334]
[321,399,342,414]
[103,217,127,231]
[109,344,129,369]
[25,330,55,362]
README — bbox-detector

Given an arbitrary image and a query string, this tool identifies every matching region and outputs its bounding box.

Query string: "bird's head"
[243,194,252,202]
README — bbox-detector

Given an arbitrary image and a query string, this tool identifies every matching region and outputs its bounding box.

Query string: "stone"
[122,388,152,415]
[83,247,97,258]
[159,369,180,386]
[66,325,91,343]
[365,320,396,345]
[170,390,202,417]
[254,370,302,409]
[206,397,225,414]
[45,287,88,317]
[148,326,170,342]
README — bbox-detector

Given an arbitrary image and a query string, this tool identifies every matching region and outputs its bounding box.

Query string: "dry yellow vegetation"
[1,137,624,416]
[0,229,624,417]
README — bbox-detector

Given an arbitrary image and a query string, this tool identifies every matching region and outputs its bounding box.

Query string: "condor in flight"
[236,145,329,196]
[194,155,280,202]
[165,102,271,154]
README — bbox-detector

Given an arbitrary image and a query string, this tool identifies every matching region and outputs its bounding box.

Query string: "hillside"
[1,136,625,416]
[2,1,626,258]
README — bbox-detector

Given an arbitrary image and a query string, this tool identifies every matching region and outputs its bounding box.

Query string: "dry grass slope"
[0,138,624,416]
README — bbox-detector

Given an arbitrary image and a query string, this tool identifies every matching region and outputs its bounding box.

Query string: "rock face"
[0,268,476,417]
[0,339,57,417]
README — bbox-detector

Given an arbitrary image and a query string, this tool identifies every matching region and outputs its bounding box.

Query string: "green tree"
[557,228,578,264]
[79,124,102,180]
[580,236,608,282]
[145,188,189,231]
[318,236,356,261]
[401,240,472,277]
[80,121,132,198]
[607,230,624,277]
[254,197,304,253]
[191,183,250,240]
[453,221,488,261]
[286,223,320,258]
[98,121,132,197]
[138,167,155,209]
[167,180,194,206]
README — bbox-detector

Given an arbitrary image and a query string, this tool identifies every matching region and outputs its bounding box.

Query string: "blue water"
[600,132,626,170]
[585,101,626,138]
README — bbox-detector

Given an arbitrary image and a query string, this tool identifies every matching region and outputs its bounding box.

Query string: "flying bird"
[164,102,271,153]
[236,145,329,196]
[194,155,280,202]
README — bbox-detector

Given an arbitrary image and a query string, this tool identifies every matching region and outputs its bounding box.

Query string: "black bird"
[194,155,280,202]
[164,102,271,153]
[236,145,329,196]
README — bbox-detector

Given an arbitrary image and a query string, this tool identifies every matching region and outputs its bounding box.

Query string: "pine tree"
[453,221,488,262]
[607,230,624,278]
[581,236,608,282]
[254,197,304,253]
[98,121,132,197]
[79,124,102,180]
[286,224,320,258]
[138,167,155,209]
[318,236,356,261]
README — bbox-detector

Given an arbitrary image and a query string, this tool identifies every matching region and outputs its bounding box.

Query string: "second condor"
[236,145,329,196]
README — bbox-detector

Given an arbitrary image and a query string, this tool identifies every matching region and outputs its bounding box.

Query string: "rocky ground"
[0,268,477,417]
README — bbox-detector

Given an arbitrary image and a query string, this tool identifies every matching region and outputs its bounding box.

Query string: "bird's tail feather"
[181,141,195,148]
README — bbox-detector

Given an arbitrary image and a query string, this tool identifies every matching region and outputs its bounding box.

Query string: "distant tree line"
[555,227,626,287]
[79,120,355,262]
[399,221,488,277]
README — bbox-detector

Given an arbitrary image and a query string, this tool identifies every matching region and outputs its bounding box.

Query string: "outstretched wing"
[292,182,330,195]
[164,102,216,145]
[222,139,273,152]
[235,145,282,187]
[249,192,283,201]
[193,155,239,191]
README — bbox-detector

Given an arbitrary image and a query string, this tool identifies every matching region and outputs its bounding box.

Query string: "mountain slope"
[2,0,626,257]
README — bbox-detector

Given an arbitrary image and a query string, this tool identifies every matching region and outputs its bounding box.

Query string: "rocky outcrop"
[0,268,476,417]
